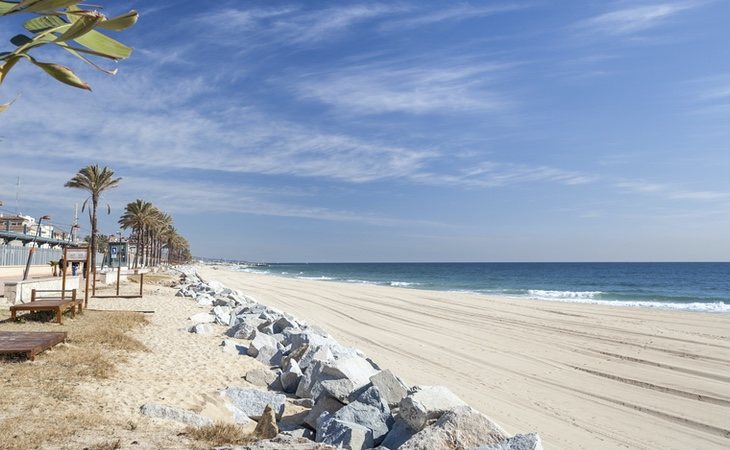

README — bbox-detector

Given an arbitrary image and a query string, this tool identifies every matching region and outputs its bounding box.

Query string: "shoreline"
[231,266,730,314]
[199,265,730,450]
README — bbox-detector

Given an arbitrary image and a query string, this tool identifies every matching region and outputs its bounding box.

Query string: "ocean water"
[233,262,730,313]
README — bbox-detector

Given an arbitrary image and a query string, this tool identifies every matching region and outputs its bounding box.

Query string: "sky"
[1,0,729,262]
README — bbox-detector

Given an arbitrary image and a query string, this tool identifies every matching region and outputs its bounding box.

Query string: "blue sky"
[1,0,729,262]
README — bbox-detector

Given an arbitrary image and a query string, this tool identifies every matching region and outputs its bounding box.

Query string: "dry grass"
[128,272,176,286]
[0,309,149,449]
[183,422,253,448]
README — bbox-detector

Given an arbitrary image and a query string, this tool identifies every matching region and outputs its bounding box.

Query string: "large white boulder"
[398,385,467,431]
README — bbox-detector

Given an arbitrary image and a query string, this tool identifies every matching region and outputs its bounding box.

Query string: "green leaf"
[98,10,138,31]
[9,0,80,13]
[0,1,17,15]
[29,58,90,90]
[0,55,22,84]
[53,10,102,42]
[24,14,66,33]
[59,44,117,74]
[73,29,133,59]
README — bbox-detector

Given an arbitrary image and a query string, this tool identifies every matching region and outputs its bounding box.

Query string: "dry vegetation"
[183,422,253,449]
[0,309,148,449]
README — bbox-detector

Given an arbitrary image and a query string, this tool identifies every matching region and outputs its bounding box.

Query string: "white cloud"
[292,59,513,115]
[411,162,596,188]
[379,3,528,31]
[616,181,730,201]
[195,4,404,46]
[578,2,700,35]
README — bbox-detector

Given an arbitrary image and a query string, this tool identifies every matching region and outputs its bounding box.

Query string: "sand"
[80,283,259,428]
[198,266,730,450]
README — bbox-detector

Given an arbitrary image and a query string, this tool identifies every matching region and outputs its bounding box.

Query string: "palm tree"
[65,165,122,274]
[119,199,154,268]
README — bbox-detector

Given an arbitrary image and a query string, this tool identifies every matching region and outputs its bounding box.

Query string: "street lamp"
[70,224,80,243]
[22,215,51,281]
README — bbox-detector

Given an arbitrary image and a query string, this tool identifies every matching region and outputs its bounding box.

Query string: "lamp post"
[70,224,80,243]
[22,215,51,281]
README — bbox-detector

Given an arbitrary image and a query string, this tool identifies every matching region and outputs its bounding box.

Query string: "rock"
[192,323,214,334]
[227,318,264,340]
[247,331,280,358]
[304,395,346,429]
[399,406,508,450]
[296,360,340,399]
[290,398,315,408]
[321,356,379,391]
[222,387,286,419]
[189,312,215,324]
[196,294,214,306]
[280,359,303,394]
[213,305,232,326]
[399,385,467,431]
[370,369,408,408]
[379,419,417,450]
[207,280,225,292]
[316,416,374,450]
[214,434,337,449]
[245,368,279,388]
[354,385,389,413]
[258,321,276,335]
[320,378,356,403]
[282,427,316,441]
[273,316,296,333]
[252,404,279,440]
[256,346,284,367]
[139,403,211,426]
[213,297,231,307]
[221,339,247,355]
[331,400,393,446]
[299,345,335,370]
[471,433,544,450]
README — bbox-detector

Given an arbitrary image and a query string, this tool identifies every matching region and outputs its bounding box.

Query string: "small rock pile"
[168,268,544,450]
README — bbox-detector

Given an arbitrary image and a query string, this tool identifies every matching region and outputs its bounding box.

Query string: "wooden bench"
[9,289,82,325]
[0,331,67,360]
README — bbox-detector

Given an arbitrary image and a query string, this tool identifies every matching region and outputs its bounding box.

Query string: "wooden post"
[92,264,96,296]
[84,249,90,308]
[116,264,121,296]
[139,272,144,297]
[61,247,68,300]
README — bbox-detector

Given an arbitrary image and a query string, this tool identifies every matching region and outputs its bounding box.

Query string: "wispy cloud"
[577,2,701,36]
[616,181,730,201]
[291,58,514,115]
[379,3,528,31]
[195,4,404,46]
[411,162,596,188]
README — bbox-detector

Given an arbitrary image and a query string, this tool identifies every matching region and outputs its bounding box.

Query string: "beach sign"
[66,247,88,262]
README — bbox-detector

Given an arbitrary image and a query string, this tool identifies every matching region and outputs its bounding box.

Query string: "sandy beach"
[0,277,265,449]
[198,266,730,450]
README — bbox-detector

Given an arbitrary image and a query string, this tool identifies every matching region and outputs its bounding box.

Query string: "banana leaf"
[8,0,80,13]
[30,58,90,90]
[98,10,138,31]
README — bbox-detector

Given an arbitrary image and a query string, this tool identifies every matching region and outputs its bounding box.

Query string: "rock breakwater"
[169,267,544,450]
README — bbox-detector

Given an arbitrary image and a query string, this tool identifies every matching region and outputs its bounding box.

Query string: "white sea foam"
[525,290,730,313]
[528,290,602,300]
[235,267,270,274]
[297,276,335,281]
[390,281,420,287]
[346,279,377,285]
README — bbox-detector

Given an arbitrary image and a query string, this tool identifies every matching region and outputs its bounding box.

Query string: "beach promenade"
[198,266,730,450]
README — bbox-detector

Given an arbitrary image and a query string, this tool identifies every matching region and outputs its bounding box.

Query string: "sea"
[233,262,730,313]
